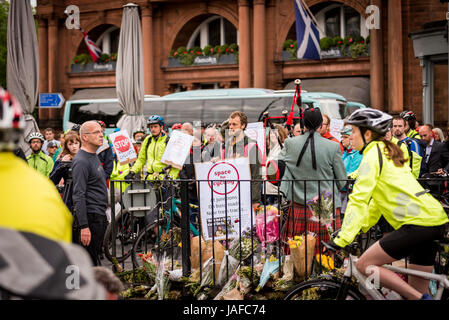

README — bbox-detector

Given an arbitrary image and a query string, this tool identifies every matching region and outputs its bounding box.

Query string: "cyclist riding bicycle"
[125,115,179,181]
[328,108,449,300]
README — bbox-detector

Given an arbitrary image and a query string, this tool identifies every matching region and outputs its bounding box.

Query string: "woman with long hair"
[50,132,81,211]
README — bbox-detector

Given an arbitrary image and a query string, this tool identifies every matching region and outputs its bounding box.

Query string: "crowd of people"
[3,81,449,300]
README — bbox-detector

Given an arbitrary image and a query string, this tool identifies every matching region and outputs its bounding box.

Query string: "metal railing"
[107,176,449,287]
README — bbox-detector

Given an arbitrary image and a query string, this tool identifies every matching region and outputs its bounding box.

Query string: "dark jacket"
[50,159,74,211]
[422,140,449,175]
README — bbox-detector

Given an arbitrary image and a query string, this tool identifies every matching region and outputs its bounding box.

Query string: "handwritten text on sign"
[195,158,253,241]
[109,130,137,165]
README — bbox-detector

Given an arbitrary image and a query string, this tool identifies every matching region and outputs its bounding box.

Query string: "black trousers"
[73,213,108,266]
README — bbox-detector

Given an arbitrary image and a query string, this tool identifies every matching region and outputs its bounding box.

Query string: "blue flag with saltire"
[293,0,321,60]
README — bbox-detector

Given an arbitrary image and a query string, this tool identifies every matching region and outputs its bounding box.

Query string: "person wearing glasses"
[72,121,109,266]
[318,114,344,153]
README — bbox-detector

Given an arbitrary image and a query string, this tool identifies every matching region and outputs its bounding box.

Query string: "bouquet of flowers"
[255,205,280,247]
[228,227,260,261]
[306,191,335,235]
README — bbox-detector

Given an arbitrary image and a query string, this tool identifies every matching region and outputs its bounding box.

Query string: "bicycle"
[128,166,200,268]
[284,236,449,300]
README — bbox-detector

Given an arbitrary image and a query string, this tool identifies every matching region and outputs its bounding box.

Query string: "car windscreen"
[68,102,123,128]
[314,99,346,119]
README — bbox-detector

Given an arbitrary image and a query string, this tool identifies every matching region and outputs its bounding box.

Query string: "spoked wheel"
[103,211,134,263]
[283,279,366,300]
[131,222,179,269]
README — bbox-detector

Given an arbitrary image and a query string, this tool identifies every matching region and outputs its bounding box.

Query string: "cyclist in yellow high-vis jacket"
[125,115,179,181]
[328,108,449,300]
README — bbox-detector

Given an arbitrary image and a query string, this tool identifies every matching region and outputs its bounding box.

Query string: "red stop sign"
[114,135,130,153]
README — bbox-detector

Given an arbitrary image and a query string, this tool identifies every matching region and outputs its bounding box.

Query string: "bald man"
[181,122,194,136]
[72,121,109,266]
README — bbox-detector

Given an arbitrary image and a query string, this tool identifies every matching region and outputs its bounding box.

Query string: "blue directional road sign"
[39,93,65,108]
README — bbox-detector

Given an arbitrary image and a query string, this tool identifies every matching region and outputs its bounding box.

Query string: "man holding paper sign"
[220,111,262,206]
[125,115,179,181]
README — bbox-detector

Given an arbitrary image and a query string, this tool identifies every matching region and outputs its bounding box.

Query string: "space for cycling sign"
[109,130,137,165]
[194,157,254,241]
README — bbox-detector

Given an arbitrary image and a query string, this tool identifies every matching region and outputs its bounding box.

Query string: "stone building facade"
[35,0,448,129]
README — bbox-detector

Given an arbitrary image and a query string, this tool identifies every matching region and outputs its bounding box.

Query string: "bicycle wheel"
[131,222,179,269]
[283,279,366,300]
[103,211,133,263]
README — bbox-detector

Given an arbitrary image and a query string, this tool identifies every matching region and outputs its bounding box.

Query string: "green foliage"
[229,43,238,54]
[176,46,188,57]
[203,45,213,56]
[214,45,222,56]
[366,35,370,44]
[282,39,297,60]
[220,43,230,54]
[319,37,333,51]
[333,36,344,47]
[0,1,9,89]
[71,53,93,66]
[343,35,356,46]
[349,43,368,58]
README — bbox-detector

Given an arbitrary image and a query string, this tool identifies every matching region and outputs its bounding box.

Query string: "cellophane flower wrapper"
[255,255,281,292]
[214,273,238,300]
[255,205,280,246]
[217,250,239,287]
[155,253,170,300]
[306,191,335,234]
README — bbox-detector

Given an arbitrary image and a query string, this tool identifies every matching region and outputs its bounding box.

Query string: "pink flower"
[349,38,353,43]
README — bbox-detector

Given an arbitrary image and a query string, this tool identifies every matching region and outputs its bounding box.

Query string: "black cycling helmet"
[344,108,392,135]
[400,110,416,121]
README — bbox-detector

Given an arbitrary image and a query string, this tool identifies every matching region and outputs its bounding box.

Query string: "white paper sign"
[329,119,345,141]
[109,130,137,165]
[194,158,254,241]
[245,122,266,165]
[161,130,194,170]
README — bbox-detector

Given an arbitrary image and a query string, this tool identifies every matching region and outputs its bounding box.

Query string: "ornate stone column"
[369,0,384,110]
[38,18,49,121]
[253,0,266,88]
[141,5,155,94]
[387,0,403,113]
[238,0,251,88]
[48,16,59,120]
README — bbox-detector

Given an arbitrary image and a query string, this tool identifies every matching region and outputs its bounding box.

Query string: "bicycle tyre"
[103,211,133,263]
[283,279,366,300]
[131,222,178,269]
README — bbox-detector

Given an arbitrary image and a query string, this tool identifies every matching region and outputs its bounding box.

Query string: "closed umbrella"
[116,3,146,137]
[7,0,40,157]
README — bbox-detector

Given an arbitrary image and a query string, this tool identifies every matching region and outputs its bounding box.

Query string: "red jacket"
[321,132,344,153]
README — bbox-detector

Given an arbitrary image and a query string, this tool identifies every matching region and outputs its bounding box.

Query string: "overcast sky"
[30,0,36,7]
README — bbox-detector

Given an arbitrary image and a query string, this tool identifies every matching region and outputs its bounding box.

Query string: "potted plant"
[168,48,184,67]
[282,39,297,60]
[218,44,235,64]
[71,53,93,72]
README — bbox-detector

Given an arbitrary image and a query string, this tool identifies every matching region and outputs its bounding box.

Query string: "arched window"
[96,26,120,54]
[187,16,238,49]
[314,3,367,39]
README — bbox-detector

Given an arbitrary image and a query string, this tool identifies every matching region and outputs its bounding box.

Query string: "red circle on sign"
[207,162,240,195]
[114,135,130,153]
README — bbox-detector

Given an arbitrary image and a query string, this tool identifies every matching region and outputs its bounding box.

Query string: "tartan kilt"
[282,202,341,254]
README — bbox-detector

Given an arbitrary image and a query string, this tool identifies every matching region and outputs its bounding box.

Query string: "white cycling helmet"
[27,132,45,144]
[0,87,25,151]
[344,108,392,135]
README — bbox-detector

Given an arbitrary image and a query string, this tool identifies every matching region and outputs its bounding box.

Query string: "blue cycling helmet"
[147,115,165,127]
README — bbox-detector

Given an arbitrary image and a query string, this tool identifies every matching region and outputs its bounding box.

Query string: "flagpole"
[300,0,325,35]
